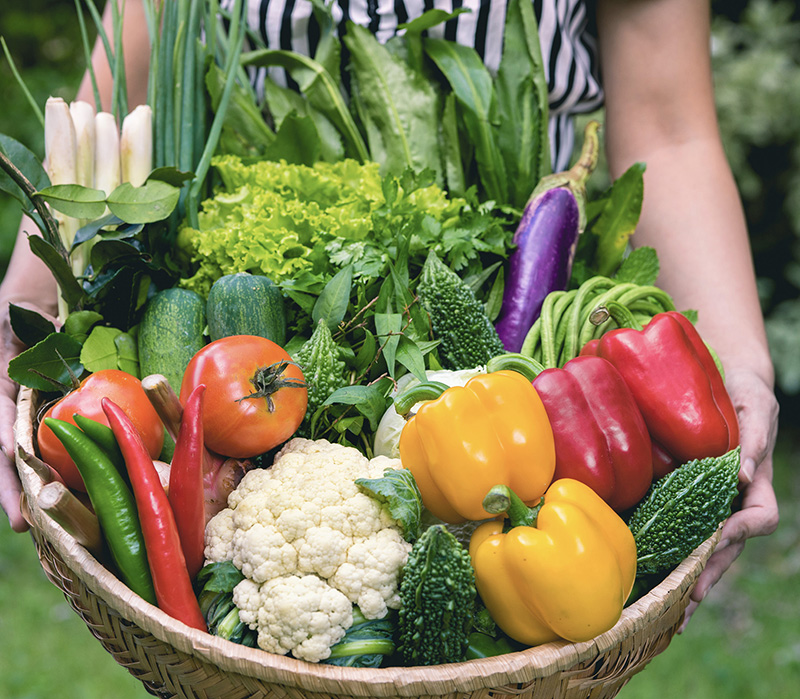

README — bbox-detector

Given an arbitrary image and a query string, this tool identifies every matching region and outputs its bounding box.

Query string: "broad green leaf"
[80,326,123,373]
[424,38,507,202]
[440,92,466,197]
[115,332,139,377]
[395,335,427,382]
[374,312,403,378]
[263,111,321,166]
[63,310,104,343]
[71,214,122,249]
[313,265,352,330]
[27,235,86,309]
[484,266,505,322]
[323,383,390,431]
[7,332,83,391]
[344,23,442,182]
[354,330,377,376]
[242,48,368,161]
[106,180,181,223]
[35,184,107,220]
[614,246,660,286]
[494,0,550,208]
[356,467,422,542]
[146,167,195,188]
[0,134,50,209]
[8,304,56,348]
[593,162,646,276]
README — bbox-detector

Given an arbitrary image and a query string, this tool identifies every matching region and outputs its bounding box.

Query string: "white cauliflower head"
[204,438,413,662]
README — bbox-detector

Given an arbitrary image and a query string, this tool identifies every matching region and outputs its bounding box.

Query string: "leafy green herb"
[355,467,423,542]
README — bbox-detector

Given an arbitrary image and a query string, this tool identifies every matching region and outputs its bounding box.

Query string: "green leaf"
[440,92,466,197]
[323,383,390,431]
[494,0,550,208]
[63,310,104,343]
[395,335,427,382]
[114,332,139,377]
[8,304,56,347]
[344,23,442,181]
[424,38,507,202]
[35,184,108,220]
[80,326,124,373]
[592,162,646,277]
[354,330,378,376]
[7,332,83,391]
[0,134,50,210]
[263,111,321,166]
[374,312,403,378]
[356,467,422,542]
[27,235,86,309]
[313,265,352,330]
[106,180,181,223]
[484,266,505,322]
[614,246,660,286]
[242,48,368,161]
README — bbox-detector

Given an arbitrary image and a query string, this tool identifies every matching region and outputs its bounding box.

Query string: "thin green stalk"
[178,0,202,174]
[171,0,190,168]
[186,0,246,228]
[73,0,102,111]
[160,0,178,167]
[0,38,44,128]
[110,0,129,119]
[82,0,116,110]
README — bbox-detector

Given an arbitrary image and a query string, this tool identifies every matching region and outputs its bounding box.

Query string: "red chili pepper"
[532,356,653,512]
[581,304,739,466]
[168,384,206,579]
[102,398,207,632]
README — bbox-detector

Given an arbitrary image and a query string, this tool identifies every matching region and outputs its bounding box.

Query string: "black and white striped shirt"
[229,0,603,171]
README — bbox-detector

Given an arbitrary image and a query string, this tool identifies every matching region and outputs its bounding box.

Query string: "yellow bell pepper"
[398,369,555,523]
[469,479,637,646]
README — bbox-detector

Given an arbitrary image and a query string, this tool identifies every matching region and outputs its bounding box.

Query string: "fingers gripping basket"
[15,386,720,699]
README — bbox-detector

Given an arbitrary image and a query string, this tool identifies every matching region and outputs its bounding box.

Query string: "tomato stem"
[237,360,307,412]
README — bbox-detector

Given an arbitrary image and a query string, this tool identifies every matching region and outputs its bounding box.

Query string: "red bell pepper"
[532,355,653,512]
[581,304,739,466]
[102,398,207,632]
[168,384,206,580]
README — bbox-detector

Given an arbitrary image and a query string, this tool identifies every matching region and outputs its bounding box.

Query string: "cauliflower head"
[204,438,413,662]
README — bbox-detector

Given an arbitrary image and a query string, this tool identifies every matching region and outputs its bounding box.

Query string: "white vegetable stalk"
[94,111,121,202]
[69,101,95,189]
[120,105,153,187]
[44,97,80,321]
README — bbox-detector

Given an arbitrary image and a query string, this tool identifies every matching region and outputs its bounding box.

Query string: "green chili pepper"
[43,417,157,605]
[465,631,517,660]
[72,413,127,477]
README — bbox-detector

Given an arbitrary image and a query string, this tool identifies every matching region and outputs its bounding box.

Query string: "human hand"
[679,366,780,630]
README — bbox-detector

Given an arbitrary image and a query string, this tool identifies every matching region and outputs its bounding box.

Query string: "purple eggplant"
[495,121,601,353]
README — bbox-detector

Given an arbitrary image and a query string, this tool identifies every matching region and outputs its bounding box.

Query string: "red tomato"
[37,370,164,492]
[180,336,307,458]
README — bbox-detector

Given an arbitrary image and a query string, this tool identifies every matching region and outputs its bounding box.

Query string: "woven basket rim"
[14,385,720,697]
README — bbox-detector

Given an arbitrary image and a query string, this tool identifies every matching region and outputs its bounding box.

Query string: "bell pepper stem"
[393,381,451,417]
[482,484,543,528]
[590,301,643,331]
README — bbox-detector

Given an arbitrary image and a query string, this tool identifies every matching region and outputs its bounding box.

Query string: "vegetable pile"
[2,0,743,671]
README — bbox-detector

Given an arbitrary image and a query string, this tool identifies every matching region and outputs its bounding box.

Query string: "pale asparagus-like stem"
[45,97,80,320]
[17,445,57,485]
[94,111,121,197]
[37,481,103,557]
[120,104,153,187]
[69,100,96,189]
[141,373,183,442]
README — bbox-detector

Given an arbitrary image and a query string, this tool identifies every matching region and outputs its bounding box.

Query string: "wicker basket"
[14,385,720,699]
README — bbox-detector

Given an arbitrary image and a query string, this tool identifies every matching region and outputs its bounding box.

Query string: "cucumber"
[206,272,286,346]
[137,288,207,394]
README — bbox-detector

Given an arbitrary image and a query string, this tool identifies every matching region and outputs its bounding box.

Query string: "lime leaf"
[8,304,55,347]
[63,310,104,343]
[80,326,123,373]
[35,184,107,220]
[106,180,180,223]
[7,332,83,391]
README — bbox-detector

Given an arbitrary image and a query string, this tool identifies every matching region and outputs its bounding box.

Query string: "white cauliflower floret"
[233,574,353,663]
[203,437,413,662]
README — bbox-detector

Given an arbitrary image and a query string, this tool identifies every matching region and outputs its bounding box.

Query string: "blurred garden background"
[1,1,798,697]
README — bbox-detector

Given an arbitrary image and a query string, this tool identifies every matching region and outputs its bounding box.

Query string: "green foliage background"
[0,1,798,698]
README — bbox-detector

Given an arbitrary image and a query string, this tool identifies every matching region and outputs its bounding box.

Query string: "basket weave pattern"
[15,387,719,699]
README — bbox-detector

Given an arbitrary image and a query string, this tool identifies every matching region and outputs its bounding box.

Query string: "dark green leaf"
[71,214,123,249]
[614,246,660,286]
[7,332,83,391]
[196,561,246,594]
[115,332,139,377]
[146,166,196,188]
[263,111,321,166]
[8,304,56,347]
[0,134,50,209]
[344,23,442,181]
[374,312,403,378]
[27,235,86,309]
[354,330,377,376]
[440,92,466,197]
[592,162,646,277]
[395,335,427,382]
[424,38,507,202]
[313,265,352,330]
[484,266,505,322]
[355,467,422,542]
[323,383,390,431]
[106,180,181,223]
[63,310,104,343]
